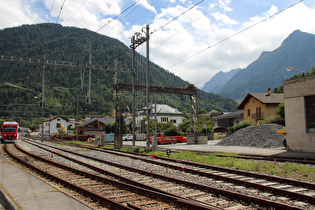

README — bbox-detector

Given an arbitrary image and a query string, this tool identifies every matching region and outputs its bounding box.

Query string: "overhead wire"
[150,0,204,36]
[151,0,223,52]
[166,0,304,70]
[55,0,67,24]
[63,0,88,25]
[64,0,142,56]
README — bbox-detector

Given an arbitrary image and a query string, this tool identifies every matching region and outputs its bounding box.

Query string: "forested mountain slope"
[0,23,238,119]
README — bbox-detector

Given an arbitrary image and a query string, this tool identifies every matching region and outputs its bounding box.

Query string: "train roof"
[3,121,18,125]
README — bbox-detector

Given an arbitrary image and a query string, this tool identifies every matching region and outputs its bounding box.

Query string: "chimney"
[266,88,272,96]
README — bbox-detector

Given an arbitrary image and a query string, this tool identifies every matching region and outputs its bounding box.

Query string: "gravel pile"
[216,124,285,148]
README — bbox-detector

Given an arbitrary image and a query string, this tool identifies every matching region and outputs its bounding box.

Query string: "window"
[306,95,315,133]
[161,117,168,122]
[256,107,261,119]
[94,124,98,129]
[170,119,176,124]
[247,109,250,116]
[56,123,61,128]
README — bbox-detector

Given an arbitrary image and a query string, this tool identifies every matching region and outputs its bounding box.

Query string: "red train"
[2,121,19,143]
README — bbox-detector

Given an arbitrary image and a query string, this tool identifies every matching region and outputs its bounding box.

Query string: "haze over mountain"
[202,30,315,100]
[0,23,238,119]
[201,68,241,94]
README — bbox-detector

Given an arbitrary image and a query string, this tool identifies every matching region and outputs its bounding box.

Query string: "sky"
[0,0,315,88]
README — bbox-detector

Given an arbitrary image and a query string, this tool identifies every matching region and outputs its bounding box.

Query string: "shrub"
[227,121,254,134]
[262,116,285,126]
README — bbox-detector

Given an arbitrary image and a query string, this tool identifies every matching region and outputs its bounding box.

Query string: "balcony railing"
[252,112,264,120]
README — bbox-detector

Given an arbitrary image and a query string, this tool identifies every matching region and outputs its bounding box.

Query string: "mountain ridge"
[0,23,238,119]
[202,29,315,100]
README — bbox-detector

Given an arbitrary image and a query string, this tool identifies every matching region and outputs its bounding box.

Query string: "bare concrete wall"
[284,75,315,152]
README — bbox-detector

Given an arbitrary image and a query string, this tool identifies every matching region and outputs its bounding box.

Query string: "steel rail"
[67,143,315,191]
[22,140,220,210]
[94,146,315,205]
[25,139,304,210]
[4,144,133,210]
[11,141,218,210]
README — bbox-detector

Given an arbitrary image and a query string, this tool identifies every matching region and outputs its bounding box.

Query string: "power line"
[64,0,142,55]
[150,0,204,36]
[167,0,304,70]
[55,0,67,24]
[152,1,223,51]
[63,0,88,25]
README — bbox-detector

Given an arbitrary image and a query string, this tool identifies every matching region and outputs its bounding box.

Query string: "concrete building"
[238,88,284,123]
[283,75,315,152]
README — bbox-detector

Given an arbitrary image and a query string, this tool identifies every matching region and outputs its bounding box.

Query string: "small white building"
[38,116,73,136]
[136,104,184,127]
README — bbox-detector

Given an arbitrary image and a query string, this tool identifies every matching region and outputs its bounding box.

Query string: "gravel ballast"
[216,124,285,148]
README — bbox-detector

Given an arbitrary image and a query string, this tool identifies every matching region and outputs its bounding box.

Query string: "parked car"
[122,134,133,141]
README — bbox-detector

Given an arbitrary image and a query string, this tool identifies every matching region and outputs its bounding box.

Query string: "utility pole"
[145,25,150,150]
[154,101,157,152]
[87,54,91,104]
[41,55,45,142]
[131,35,136,147]
[114,59,122,148]
[130,25,150,149]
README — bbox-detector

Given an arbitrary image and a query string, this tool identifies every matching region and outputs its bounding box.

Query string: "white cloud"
[212,12,239,26]
[0,0,43,29]
[142,2,315,87]
[140,0,157,14]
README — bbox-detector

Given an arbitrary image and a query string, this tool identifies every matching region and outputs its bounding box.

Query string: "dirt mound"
[216,124,285,148]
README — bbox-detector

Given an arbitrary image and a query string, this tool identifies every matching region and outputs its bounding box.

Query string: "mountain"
[201,68,241,93]
[205,30,315,100]
[0,23,238,119]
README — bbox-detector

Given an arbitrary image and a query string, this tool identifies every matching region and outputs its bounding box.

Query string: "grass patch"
[148,149,315,183]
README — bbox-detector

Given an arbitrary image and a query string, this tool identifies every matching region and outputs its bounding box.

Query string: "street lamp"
[286,66,306,74]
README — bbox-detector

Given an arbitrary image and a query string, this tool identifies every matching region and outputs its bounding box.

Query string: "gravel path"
[216,124,285,148]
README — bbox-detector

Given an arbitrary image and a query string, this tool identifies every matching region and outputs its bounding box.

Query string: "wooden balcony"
[252,112,264,120]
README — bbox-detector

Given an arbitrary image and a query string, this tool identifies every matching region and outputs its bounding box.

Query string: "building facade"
[210,110,244,129]
[136,104,184,127]
[284,75,315,152]
[238,89,284,123]
[38,116,71,136]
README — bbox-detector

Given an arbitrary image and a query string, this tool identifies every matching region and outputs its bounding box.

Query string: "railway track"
[4,142,218,210]
[21,139,311,209]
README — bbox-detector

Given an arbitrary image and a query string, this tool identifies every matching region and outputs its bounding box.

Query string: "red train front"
[2,121,19,143]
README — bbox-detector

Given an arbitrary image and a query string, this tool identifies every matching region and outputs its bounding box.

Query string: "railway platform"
[0,145,91,210]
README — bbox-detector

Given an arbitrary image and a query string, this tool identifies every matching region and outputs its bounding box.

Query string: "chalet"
[238,88,284,123]
[78,117,130,135]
